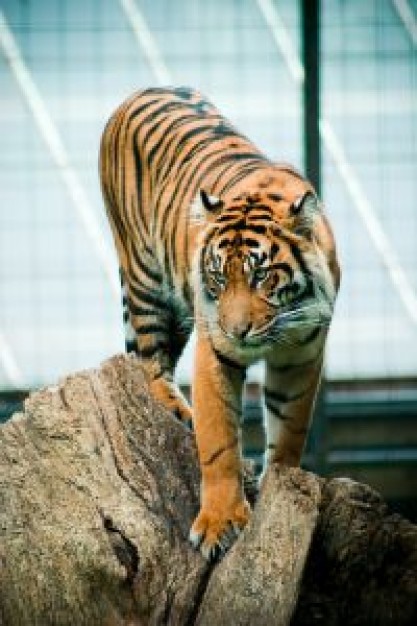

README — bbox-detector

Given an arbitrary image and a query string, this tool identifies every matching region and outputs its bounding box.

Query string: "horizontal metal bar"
[328,447,417,465]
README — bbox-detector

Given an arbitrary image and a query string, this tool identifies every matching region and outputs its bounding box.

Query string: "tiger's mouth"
[218,319,277,348]
[218,301,332,347]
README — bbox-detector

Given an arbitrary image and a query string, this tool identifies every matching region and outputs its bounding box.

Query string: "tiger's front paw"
[189,499,250,561]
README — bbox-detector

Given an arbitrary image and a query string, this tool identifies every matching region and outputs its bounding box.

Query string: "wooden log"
[0,354,416,626]
[195,466,321,625]
[0,355,206,625]
[292,477,417,626]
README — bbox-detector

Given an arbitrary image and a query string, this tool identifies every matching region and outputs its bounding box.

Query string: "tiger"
[99,87,340,560]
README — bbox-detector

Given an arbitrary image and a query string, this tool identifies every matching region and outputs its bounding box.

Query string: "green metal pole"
[301,0,328,475]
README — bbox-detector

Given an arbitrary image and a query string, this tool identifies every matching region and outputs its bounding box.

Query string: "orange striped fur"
[100,87,340,560]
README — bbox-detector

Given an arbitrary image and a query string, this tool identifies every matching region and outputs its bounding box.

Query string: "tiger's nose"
[233,321,252,340]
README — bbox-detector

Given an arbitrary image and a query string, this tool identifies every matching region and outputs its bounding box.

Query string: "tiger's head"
[192,187,339,352]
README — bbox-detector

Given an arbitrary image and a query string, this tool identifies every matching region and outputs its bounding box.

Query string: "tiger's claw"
[189,501,249,561]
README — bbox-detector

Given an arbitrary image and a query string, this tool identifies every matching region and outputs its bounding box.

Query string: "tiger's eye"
[253,268,268,283]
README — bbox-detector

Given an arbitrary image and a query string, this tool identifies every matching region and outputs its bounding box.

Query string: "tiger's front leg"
[263,354,324,469]
[189,333,250,560]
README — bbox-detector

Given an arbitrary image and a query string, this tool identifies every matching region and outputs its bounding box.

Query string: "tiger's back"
[100,87,269,307]
[100,87,340,560]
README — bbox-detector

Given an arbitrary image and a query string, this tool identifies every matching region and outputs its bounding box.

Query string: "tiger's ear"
[290,191,321,237]
[190,190,224,223]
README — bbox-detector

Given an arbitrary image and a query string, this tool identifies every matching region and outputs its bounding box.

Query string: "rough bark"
[0,354,416,626]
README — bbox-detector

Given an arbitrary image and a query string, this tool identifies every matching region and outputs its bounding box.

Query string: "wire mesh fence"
[0,0,416,390]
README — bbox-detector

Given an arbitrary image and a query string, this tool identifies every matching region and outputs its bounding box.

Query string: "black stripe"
[130,244,162,284]
[270,262,294,279]
[267,193,283,202]
[129,284,166,310]
[162,148,266,238]
[264,387,306,404]
[155,147,267,258]
[218,219,245,235]
[242,237,260,247]
[161,134,214,174]
[174,86,194,100]
[169,218,179,282]
[156,123,220,184]
[142,104,194,151]
[218,168,254,194]
[173,123,224,162]
[299,326,322,345]
[213,120,241,138]
[178,117,209,294]
[132,127,150,241]
[181,152,268,213]
[141,101,190,144]
[135,323,166,336]
[126,95,167,126]
[116,96,157,236]
[248,214,272,222]
[125,339,138,354]
[182,166,192,300]
[213,348,245,373]
[202,438,238,466]
[268,349,323,373]
[147,114,200,167]
[192,98,214,115]
[129,300,163,316]
[156,145,223,239]
[139,341,169,359]
[126,305,157,317]
[300,276,315,300]
[210,160,239,191]
[216,212,241,223]
[219,163,271,194]
[290,243,311,277]
[264,388,289,404]
[247,224,266,235]
[143,87,182,97]
[270,242,280,258]
[264,398,286,419]
[120,268,126,289]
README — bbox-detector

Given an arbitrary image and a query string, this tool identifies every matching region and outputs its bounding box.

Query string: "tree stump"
[0,354,416,626]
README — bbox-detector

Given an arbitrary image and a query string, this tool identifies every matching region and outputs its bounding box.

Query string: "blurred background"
[1,0,416,517]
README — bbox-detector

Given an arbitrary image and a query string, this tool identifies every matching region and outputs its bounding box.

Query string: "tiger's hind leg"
[120,266,193,426]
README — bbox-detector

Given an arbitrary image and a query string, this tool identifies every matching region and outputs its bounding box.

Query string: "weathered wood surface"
[0,354,416,626]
